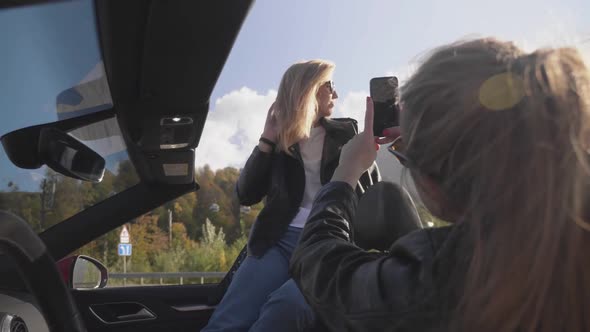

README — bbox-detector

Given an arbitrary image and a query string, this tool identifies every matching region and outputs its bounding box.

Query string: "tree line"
[1,160,445,281]
[0,161,263,278]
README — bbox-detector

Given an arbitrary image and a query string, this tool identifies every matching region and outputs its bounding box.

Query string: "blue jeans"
[202,226,315,332]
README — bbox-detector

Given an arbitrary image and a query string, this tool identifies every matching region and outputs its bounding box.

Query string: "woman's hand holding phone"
[332,97,379,188]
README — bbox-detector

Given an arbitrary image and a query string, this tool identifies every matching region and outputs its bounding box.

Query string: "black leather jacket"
[237,117,380,257]
[290,181,468,331]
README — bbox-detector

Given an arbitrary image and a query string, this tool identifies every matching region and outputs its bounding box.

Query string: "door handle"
[90,302,157,324]
[116,308,155,321]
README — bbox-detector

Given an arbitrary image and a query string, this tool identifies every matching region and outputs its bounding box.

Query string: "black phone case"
[372,102,399,137]
[370,77,399,137]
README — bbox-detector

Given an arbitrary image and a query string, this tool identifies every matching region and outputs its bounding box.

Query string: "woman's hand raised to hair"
[261,101,279,142]
[331,97,380,188]
[258,102,278,153]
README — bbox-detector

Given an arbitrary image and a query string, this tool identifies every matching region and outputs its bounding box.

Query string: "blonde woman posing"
[203,59,380,331]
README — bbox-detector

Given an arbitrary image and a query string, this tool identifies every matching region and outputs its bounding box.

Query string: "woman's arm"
[236,102,278,206]
[236,146,273,206]
[289,182,430,331]
[291,98,431,330]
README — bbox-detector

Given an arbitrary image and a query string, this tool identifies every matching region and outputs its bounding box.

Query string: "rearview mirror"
[38,127,105,183]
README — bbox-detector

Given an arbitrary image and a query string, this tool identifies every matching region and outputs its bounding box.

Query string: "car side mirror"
[57,255,108,289]
[38,127,106,183]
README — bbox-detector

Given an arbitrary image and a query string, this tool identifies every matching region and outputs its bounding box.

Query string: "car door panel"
[73,284,219,332]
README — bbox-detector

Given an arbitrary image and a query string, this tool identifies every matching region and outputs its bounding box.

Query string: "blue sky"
[211,0,590,101]
[198,0,590,169]
[0,0,101,133]
[0,0,104,191]
[1,0,590,191]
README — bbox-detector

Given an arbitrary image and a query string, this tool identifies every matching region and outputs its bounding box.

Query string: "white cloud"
[196,26,589,173]
[196,87,379,170]
[195,87,277,170]
[196,86,417,202]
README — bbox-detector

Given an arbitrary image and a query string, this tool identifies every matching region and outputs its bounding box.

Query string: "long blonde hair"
[401,38,590,332]
[274,59,335,153]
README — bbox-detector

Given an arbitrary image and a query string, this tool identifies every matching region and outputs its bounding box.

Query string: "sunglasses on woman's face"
[387,136,410,166]
[324,80,336,93]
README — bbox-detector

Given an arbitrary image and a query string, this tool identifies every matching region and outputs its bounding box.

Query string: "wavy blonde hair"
[274,59,335,153]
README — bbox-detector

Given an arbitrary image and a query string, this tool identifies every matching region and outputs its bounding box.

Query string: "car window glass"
[0,0,111,133]
[80,0,589,286]
[1,117,139,232]
[76,166,260,286]
[5,0,587,287]
[0,0,131,232]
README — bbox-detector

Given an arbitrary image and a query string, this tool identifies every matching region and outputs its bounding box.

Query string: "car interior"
[0,1,422,331]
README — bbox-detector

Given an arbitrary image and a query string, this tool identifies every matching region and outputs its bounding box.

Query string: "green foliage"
[4,156,450,282]
[187,219,229,271]
[0,191,42,231]
[153,223,194,272]
[3,139,255,280]
[151,219,246,274]
[3,154,454,284]
[227,234,248,266]
[76,164,249,275]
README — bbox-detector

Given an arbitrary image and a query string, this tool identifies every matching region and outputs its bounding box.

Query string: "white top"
[289,126,326,228]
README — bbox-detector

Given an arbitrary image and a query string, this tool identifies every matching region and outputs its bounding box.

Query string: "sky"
[0,0,105,191]
[1,0,590,192]
[196,0,590,171]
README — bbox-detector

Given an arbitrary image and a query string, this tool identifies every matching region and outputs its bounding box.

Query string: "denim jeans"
[202,226,314,332]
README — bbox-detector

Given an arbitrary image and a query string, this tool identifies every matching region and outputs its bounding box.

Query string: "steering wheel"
[0,211,86,332]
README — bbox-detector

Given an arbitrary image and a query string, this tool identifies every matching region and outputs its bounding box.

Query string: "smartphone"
[370,76,399,137]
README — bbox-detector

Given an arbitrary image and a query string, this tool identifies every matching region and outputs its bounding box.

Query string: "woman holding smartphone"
[291,38,590,332]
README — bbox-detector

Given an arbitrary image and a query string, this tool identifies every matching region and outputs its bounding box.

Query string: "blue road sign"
[118,243,132,256]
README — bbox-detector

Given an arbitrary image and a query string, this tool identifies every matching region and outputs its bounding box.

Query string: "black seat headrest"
[352,181,421,251]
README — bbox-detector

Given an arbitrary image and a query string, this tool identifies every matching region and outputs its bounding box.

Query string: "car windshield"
[0,0,139,232]
[1,0,589,287]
